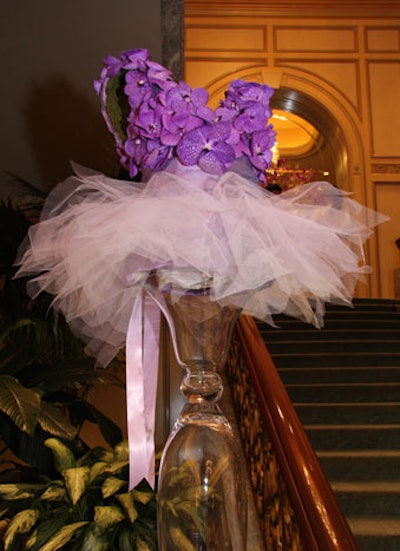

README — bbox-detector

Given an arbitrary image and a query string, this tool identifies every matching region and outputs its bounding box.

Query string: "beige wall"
[184,1,400,298]
[1,1,162,192]
[0,1,164,451]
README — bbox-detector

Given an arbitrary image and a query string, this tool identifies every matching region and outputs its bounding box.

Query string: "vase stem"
[155,276,247,550]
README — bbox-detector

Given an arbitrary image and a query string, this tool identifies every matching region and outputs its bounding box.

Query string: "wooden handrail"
[236,314,359,551]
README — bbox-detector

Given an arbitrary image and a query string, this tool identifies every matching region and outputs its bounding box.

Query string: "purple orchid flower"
[122,49,151,69]
[225,79,274,108]
[177,122,236,174]
[144,140,173,172]
[215,105,237,123]
[123,135,148,177]
[96,48,277,181]
[158,83,213,145]
[165,83,214,122]
[234,103,269,133]
[133,103,164,140]
[146,60,175,90]
[246,126,277,181]
[124,70,154,110]
[160,109,204,146]
[94,49,151,93]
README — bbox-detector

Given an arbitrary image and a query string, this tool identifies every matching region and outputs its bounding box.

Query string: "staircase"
[256,298,400,551]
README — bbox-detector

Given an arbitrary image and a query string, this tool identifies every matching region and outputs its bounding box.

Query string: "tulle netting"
[16,162,385,366]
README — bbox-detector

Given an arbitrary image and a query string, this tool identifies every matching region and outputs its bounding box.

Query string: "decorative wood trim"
[186,0,400,18]
[372,163,400,174]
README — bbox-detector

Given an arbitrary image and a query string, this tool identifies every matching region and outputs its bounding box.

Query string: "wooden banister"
[234,314,358,550]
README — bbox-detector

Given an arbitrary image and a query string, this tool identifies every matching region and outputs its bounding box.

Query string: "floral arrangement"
[94,48,276,182]
[14,46,386,515]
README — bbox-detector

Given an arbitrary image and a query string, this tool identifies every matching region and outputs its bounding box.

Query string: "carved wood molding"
[372,163,400,174]
[186,0,400,18]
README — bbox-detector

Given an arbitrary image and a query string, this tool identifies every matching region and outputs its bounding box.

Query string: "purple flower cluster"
[95,49,276,182]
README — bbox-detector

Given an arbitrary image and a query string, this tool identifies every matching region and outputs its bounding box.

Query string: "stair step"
[329,299,400,311]
[332,481,400,517]
[304,424,400,450]
[267,339,400,354]
[286,382,400,403]
[295,402,400,424]
[256,298,400,551]
[317,450,400,481]
[280,366,400,384]
[272,311,400,322]
[262,319,400,330]
[260,329,400,341]
[273,352,400,367]
[348,517,400,551]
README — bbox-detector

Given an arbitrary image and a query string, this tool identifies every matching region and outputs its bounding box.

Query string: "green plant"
[0,189,124,478]
[0,438,157,551]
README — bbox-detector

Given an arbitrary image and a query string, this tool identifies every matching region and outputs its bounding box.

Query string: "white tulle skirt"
[16,161,385,366]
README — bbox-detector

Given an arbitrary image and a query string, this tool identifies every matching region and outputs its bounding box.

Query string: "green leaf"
[25,512,71,551]
[113,440,129,461]
[174,500,204,534]
[4,509,39,550]
[44,438,76,473]
[137,539,154,551]
[0,318,35,345]
[78,446,113,467]
[80,524,111,551]
[106,459,129,475]
[93,505,124,529]
[115,492,138,524]
[33,521,88,551]
[106,72,129,141]
[63,466,91,505]
[118,526,135,551]
[132,489,154,505]
[101,476,126,499]
[0,483,41,501]
[40,484,67,501]
[0,375,40,435]
[168,527,197,551]
[89,461,109,482]
[38,402,78,440]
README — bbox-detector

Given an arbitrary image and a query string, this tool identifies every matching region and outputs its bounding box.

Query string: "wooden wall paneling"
[367,61,400,157]
[184,8,400,297]
[186,24,267,51]
[274,59,361,113]
[365,26,400,52]
[274,25,358,53]
[374,181,400,297]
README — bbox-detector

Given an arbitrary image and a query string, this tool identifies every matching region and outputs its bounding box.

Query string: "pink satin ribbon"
[126,292,157,489]
[125,285,180,490]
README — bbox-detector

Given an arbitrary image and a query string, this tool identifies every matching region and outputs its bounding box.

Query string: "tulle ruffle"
[16,162,385,365]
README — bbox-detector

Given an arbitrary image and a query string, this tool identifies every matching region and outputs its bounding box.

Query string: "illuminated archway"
[205,66,367,203]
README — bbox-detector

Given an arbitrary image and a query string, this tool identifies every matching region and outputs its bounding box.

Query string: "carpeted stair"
[256,298,400,551]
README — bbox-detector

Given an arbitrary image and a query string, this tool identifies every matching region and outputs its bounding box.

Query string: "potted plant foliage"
[0,439,157,550]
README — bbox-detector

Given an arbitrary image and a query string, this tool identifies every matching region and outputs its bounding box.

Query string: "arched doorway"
[270,87,347,189]
[205,66,367,203]
[205,66,381,296]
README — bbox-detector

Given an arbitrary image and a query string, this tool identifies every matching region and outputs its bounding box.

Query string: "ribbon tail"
[145,286,184,367]
[126,292,160,490]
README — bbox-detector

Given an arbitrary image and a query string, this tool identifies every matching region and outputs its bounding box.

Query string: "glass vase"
[154,271,247,551]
